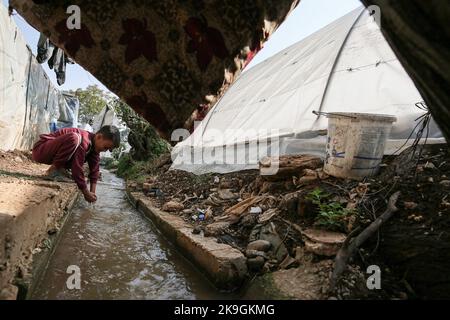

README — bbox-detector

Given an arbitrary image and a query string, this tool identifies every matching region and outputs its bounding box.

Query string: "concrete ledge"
[0,177,79,300]
[126,190,248,291]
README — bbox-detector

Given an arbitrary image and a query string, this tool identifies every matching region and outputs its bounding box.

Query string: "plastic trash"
[147,188,164,197]
[249,206,262,214]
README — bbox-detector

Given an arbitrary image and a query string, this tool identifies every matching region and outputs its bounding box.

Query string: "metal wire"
[390,101,432,161]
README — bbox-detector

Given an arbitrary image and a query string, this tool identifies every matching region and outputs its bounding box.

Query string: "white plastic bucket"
[323,112,397,180]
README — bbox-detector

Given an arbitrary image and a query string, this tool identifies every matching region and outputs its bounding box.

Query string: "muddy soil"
[127,144,450,299]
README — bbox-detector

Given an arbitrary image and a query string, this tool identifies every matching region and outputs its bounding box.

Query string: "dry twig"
[330,191,401,289]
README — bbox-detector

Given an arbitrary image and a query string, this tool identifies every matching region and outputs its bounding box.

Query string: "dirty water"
[30,170,242,300]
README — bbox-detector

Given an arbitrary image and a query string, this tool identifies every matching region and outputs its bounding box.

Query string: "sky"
[2,0,362,93]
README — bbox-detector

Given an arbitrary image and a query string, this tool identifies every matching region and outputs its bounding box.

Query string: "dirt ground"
[127,143,450,299]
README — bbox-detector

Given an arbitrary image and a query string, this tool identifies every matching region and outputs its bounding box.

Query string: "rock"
[245,250,269,259]
[428,177,434,183]
[192,226,202,235]
[294,246,307,263]
[302,229,346,257]
[404,201,418,210]
[128,182,137,190]
[424,162,436,170]
[0,285,18,300]
[247,256,265,271]
[142,182,153,191]
[239,213,258,228]
[47,227,58,235]
[14,156,23,163]
[317,168,329,180]
[204,221,230,237]
[259,222,288,263]
[217,189,238,200]
[219,180,233,189]
[440,180,450,188]
[247,240,271,252]
[162,200,184,212]
[279,255,297,269]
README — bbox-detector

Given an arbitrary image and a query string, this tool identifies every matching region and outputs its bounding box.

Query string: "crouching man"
[32,125,120,203]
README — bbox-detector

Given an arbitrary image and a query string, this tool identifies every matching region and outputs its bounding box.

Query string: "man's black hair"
[97,125,120,148]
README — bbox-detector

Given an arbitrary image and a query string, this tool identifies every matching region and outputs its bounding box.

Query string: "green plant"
[112,100,170,161]
[70,85,114,124]
[115,153,155,182]
[306,188,353,231]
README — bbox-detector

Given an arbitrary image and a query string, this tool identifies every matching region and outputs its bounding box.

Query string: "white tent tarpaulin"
[171,7,444,174]
[0,4,79,151]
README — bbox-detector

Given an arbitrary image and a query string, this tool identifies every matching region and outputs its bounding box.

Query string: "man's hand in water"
[82,189,97,203]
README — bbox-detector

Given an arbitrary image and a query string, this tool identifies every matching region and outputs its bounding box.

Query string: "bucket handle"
[312,110,358,119]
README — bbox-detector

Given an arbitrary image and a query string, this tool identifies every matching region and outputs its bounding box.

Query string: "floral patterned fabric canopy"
[10,0,299,139]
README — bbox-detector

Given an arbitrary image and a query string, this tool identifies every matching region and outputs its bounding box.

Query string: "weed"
[306,188,353,232]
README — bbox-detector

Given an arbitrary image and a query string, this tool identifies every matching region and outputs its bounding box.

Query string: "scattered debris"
[258,208,280,223]
[125,143,450,299]
[162,200,184,212]
[302,229,346,257]
[259,155,323,181]
[204,221,230,237]
[403,201,418,210]
[440,180,450,188]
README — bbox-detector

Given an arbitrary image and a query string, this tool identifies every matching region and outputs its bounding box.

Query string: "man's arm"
[87,152,100,194]
[90,182,97,194]
[71,148,97,203]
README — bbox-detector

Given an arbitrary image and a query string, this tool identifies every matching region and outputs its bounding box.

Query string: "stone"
[302,229,346,257]
[204,221,230,237]
[219,180,233,189]
[302,228,346,244]
[192,226,202,235]
[14,156,23,163]
[424,162,436,170]
[247,256,265,271]
[142,182,154,191]
[404,201,418,210]
[245,249,269,259]
[217,189,238,200]
[162,200,184,212]
[247,240,271,252]
[440,180,450,188]
[259,223,288,263]
[279,255,297,269]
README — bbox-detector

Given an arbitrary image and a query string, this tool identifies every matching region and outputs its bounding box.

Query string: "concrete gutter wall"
[126,190,248,291]
[0,177,79,300]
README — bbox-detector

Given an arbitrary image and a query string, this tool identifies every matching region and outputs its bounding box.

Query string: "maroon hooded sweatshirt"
[32,128,100,191]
